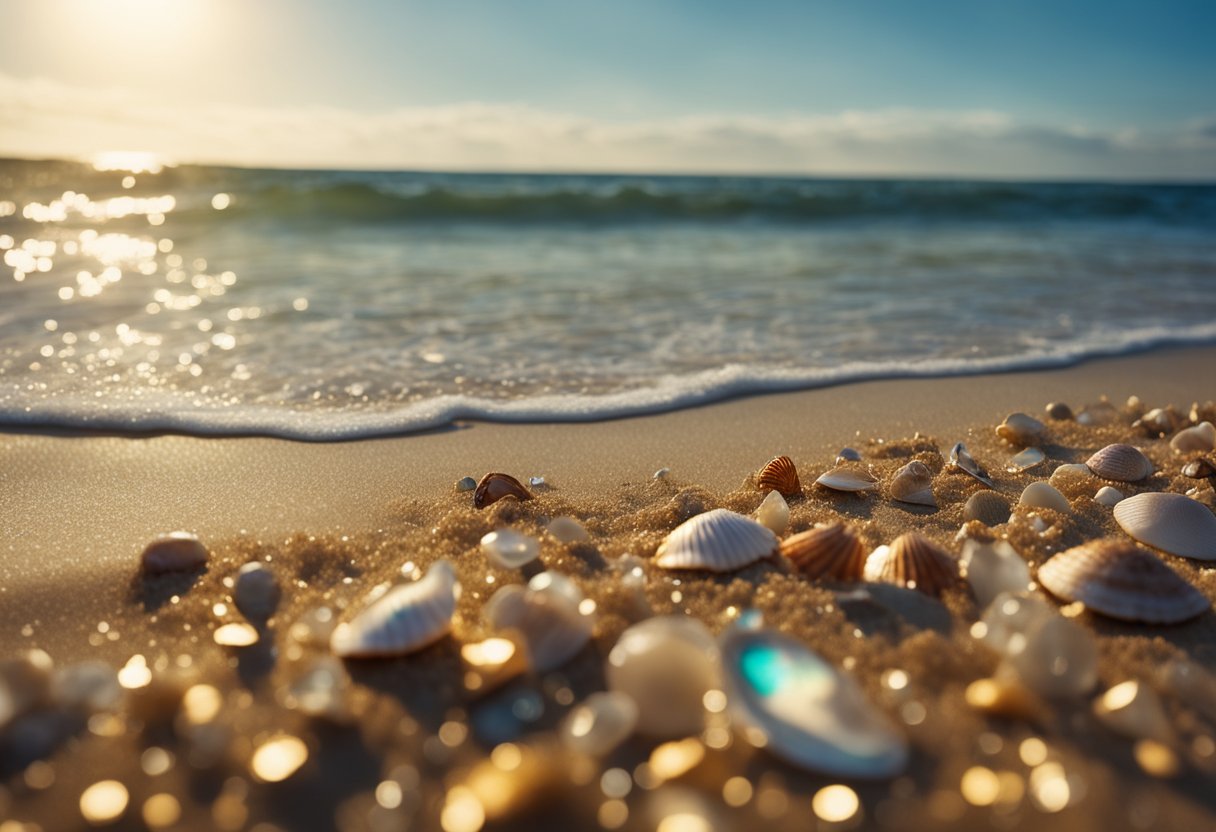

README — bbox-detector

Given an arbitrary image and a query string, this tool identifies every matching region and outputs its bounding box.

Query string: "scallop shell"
[865,533,959,596]
[815,466,879,493]
[1114,492,1216,561]
[1085,444,1153,482]
[141,532,209,574]
[781,523,866,581]
[654,509,778,572]
[949,443,995,488]
[330,560,460,658]
[1037,540,1210,624]
[757,455,802,498]
[889,461,936,507]
[996,412,1045,447]
[1019,481,1071,513]
[1171,422,1216,455]
[473,472,533,509]
[485,571,593,671]
[963,490,1011,526]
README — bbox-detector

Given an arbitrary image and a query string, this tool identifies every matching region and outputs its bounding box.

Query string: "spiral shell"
[1085,444,1153,482]
[1171,422,1216,455]
[331,560,459,658]
[654,509,779,572]
[757,455,802,498]
[473,472,533,509]
[889,461,936,507]
[1113,492,1216,561]
[963,490,1011,526]
[781,523,866,581]
[865,533,960,597]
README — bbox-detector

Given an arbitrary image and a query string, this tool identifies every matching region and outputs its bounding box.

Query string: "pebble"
[560,691,639,757]
[141,532,208,574]
[234,562,281,622]
[754,490,790,536]
[481,529,541,569]
[1094,486,1124,507]
[547,516,590,544]
[455,476,477,492]
[1004,614,1098,698]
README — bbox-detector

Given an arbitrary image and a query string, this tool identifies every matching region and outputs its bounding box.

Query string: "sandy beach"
[2,346,1215,830]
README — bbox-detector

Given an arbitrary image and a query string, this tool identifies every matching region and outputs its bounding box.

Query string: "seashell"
[996,412,1045,447]
[719,613,908,778]
[473,472,532,509]
[754,490,789,536]
[1182,458,1215,479]
[963,490,1011,526]
[889,461,936,507]
[961,540,1031,608]
[1134,407,1176,437]
[864,533,959,597]
[836,447,862,464]
[1085,444,1153,482]
[1093,680,1173,744]
[1004,614,1098,699]
[1048,462,1092,490]
[654,509,778,572]
[560,691,639,757]
[455,476,477,492]
[1045,402,1074,421]
[781,523,866,581]
[1019,481,1071,513]
[485,571,593,671]
[331,560,460,658]
[481,528,541,569]
[653,467,670,480]
[756,455,802,498]
[141,532,208,574]
[948,443,995,487]
[1171,421,1216,454]
[606,616,720,738]
[1094,486,1124,507]
[1006,447,1045,473]
[234,562,281,623]
[1114,492,1216,561]
[1037,540,1209,624]
[547,516,590,543]
[815,466,879,493]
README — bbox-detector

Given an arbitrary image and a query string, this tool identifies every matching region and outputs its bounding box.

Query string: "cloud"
[2,73,1214,179]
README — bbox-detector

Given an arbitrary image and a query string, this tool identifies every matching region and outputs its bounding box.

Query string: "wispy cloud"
[3,73,1214,179]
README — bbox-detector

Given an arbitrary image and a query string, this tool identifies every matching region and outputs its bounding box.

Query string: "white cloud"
[2,73,1214,179]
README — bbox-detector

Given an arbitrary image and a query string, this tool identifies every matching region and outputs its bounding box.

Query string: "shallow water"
[2,159,1214,438]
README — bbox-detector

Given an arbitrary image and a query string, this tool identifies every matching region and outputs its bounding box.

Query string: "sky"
[2,0,1215,179]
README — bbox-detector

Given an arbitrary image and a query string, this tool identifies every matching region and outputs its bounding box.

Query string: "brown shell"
[1085,444,1153,482]
[1037,540,1210,624]
[781,523,865,581]
[473,472,533,509]
[963,490,1011,526]
[875,533,960,597]
[757,455,802,498]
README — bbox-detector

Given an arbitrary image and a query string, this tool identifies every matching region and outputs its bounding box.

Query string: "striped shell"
[473,472,532,509]
[1019,481,1071,513]
[757,455,802,498]
[865,533,960,597]
[964,490,1011,526]
[1171,421,1216,455]
[485,572,592,671]
[331,560,459,658]
[889,461,935,507]
[781,523,866,581]
[1085,444,1153,482]
[1037,540,1210,624]
[1113,492,1216,561]
[654,509,779,572]
[815,466,879,493]
[141,532,209,574]
[949,443,995,487]
[996,412,1045,447]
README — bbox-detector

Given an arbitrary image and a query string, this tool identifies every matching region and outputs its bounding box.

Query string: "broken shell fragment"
[781,523,866,581]
[1171,421,1216,454]
[889,461,936,507]
[949,443,995,487]
[996,412,1045,447]
[1113,491,1216,561]
[864,533,959,597]
[963,490,1011,526]
[815,466,879,493]
[473,472,532,509]
[1019,481,1070,513]
[1182,458,1215,479]
[234,562,281,623]
[754,490,790,536]
[1037,540,1208,624]
[1006,447,1046,473]
[654,509,778,572]
[485,572,593,671]
[1094,486,1124,507]
[330,560,459,658]
[1085,444,1153,482]
[141,532,209,574]
[756,455,802,498]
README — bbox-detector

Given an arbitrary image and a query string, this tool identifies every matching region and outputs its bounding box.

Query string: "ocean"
[1,158,1214,439]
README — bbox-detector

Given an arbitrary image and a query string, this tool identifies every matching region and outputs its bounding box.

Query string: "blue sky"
[2,0,1214,177]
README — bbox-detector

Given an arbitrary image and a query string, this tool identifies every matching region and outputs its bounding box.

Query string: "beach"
[3,345,1215,830]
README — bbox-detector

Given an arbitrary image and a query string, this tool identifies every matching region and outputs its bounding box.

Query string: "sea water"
[1,159,1214,439]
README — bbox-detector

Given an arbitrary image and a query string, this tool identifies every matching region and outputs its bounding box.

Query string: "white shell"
[1094,486,1124,507]
[889,461,935,507]
[949,443,995,487]
[1085,444,1153,482]
[654,509,778,572]
[485,571,593,671]
[1136,408,1176,436]
[331,560,459,658]
[754,490,790,536]
[1049,463,1092,490]
[141,532,208,574]
[1019,481,1071,513]
[815,466,879,493]
[1114,492,1216,561]
[996,412,1045,447]
[1171,421,1216,454]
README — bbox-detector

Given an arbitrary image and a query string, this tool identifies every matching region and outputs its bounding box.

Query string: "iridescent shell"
[330,560,459,658]
[781,523,866,581]
[963,490,1011,526]
[949,443,995,488]
[815,466,879,493]
[996,412,1045,447]
[889,461,935,507]
[654,509,778,572]
[1113,492,1216,561]
[1037,540,1209,624]
[473,472,532,509]
[757,455,802,498]
[1171,421,1216,455]
[1085,444,1153,482]
[141,532,209,574]
[865,533,960,597]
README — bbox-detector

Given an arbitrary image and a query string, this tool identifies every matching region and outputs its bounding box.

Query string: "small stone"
[234,562,281,623]
[1182,458,1215,478]
[560,691,639,757]
[0,650,54,729]
[961,540,1032,609]
[653,468,670,480]
[528,476,546,487]
[455,476,477,492]
[214,623,259,647]
[836,447,863,464]
[481,529,541,569]
[1004,615,1098,699]
[141,532,208,574]
[52,662,121,713]
[547,517,590,544]
[285,657,348,717]
[754,490,789,536]
[1045,402,1073,421]
[1094,486,1124,507]
[1094,681,1172,743]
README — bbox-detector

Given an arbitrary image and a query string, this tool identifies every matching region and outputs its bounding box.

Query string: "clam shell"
[141,532,209,574]
[473,472,532,509]
[654,509,778,572]
[889,461,936,507]
[949,443,995,488]
[331,560,459,658]
[485,571,593,671]
[865,533,959,597]
[1114,492,1216,561]
[757,455,802,498]
[1171,421,1216,454]
[1037,540,1209,624]
[996,412,1045,447]
[963,490,1011,526]
[815,466,879,493]
[1019,481,1071,513]
[781,523,866,581]
[1085,444,1153,482]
